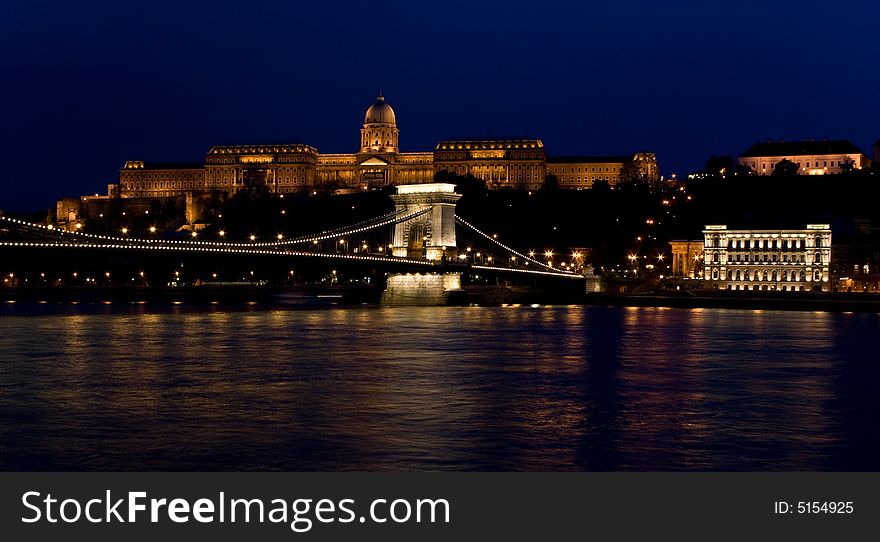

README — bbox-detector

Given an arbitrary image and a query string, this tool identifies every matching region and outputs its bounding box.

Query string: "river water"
[1,304,878,470]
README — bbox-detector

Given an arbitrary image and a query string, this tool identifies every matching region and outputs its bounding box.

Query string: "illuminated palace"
[738,139,871,175]
[109,95,658,201]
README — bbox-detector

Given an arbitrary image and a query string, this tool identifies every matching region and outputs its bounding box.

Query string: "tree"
[735,163,755,176]
[618,160,645,184]
[542,174,559,192]
[840,158,856,174]
[703,155,736,178]
[592,179,611,193]
[434,170,486,195]
[772,159,799,176]
[148,199,163,217]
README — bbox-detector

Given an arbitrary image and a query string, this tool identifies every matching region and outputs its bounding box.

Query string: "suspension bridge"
[1,183,582,304]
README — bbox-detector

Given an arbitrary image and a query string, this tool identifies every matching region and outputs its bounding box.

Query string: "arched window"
[727,270,733,280]
[782,271,788,281]
[772,270,777,281]
[735,270,741,280]
[814,270,821,281]
[800,271,806,281]
[763,271,769,281]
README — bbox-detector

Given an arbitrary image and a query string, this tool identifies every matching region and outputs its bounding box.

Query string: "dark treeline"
[11,163,877,275]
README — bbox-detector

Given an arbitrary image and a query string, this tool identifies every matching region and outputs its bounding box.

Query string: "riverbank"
[3,285,880,312]
[584,291,880,312]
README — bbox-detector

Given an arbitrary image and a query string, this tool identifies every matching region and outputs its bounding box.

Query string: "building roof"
[208,144,317,155]
[547,155,631,164]
[121,161,203,170]
[435,139,543,150]
[364,96,396,125]
[740,139,865,158]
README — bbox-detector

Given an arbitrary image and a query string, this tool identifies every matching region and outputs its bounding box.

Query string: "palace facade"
[737,139,871,175]
[107,95,658,201]
[702,224,832,292]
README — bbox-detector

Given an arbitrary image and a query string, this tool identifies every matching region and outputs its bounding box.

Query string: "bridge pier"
[382,183,465,306]
[380,272,464,306]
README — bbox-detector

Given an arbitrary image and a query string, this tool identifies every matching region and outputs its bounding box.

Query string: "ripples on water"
[1,304,878,471]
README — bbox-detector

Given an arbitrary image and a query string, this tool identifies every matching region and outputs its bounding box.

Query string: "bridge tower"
[383,183,464,306]
[390,183,460,261]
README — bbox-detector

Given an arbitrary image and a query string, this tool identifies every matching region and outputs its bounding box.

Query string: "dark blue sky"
[1,0,877,210]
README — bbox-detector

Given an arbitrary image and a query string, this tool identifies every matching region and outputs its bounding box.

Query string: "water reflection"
[1,305,878,471]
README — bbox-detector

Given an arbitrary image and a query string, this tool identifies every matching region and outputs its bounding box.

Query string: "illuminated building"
[669,240,703,278]
[738,139,870,175]
[434,139,549,190]
[547,153,659,189]
[100,95,658,201]
[830,231,880,293]
[702,224,832,292]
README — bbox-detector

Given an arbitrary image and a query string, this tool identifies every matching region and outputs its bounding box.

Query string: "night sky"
[1,0,877,211]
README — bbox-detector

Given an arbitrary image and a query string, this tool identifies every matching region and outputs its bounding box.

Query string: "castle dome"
[364,96,396,125]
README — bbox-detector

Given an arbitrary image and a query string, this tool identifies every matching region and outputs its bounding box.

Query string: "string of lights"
[0,208,430,249]
[470,265,582,279]
[454,215,571,274]
[1,212,583,280]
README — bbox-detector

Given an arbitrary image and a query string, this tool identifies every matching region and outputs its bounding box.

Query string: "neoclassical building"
[104,95,658,201]
[702,224,832,292]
